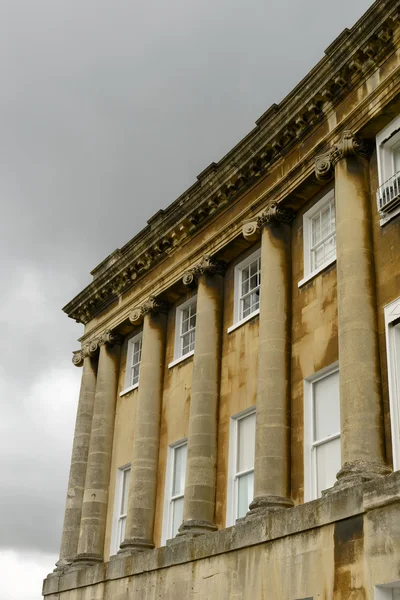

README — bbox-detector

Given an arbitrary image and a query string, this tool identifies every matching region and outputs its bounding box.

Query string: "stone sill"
[43,471,400,596]
[119,383,139,397]
[168,350,194,369]
[298,256,336,288]
[227,310,259,334]
[379,205,400,226]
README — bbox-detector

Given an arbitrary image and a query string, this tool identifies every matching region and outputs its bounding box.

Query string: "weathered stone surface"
[44,473,400,599]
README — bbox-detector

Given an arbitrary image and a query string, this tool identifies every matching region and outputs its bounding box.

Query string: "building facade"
[43,1,400,598]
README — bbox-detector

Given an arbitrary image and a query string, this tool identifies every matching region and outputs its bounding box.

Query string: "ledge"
[168,350,194,369]
[119,383,139,397]
[380,205,400,226]
[43,471,399,596]
[298,256,336,288]
[227,310,259,334]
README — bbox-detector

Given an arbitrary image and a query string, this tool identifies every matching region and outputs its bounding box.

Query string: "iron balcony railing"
[377,170,400,213]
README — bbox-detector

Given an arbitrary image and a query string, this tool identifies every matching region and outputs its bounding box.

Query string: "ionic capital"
[72,339,101,367]
[258,203,295,227]
[99,329,124,347]
[129,295,170,324]
[242,203,295,241]
[315,130,371,181]
[182,254,227,287]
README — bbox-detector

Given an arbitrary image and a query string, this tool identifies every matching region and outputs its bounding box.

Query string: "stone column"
[119,296,169,552]
[178,255,226,537]
[55,344,98,569]
[74,330,122,565]
[243,205,295,516]
[315,130,390,487]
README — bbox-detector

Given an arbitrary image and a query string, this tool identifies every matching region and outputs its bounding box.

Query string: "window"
[375,585,400,600]
[120,332,142,396]
[111,464,131,555]
[299,190,336,286]
[170,296,197,366]
[229,249,261,332]
[384,298,400,471]
[304,364,341,501]
[226,408,256,525]
[162,440,187,543]
[377,115,400,222]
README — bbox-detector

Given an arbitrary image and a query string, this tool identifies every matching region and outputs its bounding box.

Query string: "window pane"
[241,295,251,318]
[171,496,184,538]
[249,259,258,277]
[313,244,325,269]
[316,437,341,496]
[237,471,254,519]
[237,412,256,472]
[173,444,187,496]
[312,214,321,245]
[249,274,258,290]
[241,279,249,296]
[320,206,331,238]
[121,468,131,514]
[118,515,126,546]
[132,364,140,385]
[324,235,336,262]
[313,370,340,441]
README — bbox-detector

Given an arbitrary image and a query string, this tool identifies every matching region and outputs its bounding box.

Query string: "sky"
[0,0,374,597]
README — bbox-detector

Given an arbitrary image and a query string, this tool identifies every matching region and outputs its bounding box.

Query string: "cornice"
[75,65,400,346]
[63,0,400,325]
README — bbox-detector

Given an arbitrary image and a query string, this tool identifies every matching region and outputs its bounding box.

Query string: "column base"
[247,495,294,518]
[326,460,391,495]
[118,537,155,554]
[53,558,73,572]
[71,552,103,569]
[177,519,218,538]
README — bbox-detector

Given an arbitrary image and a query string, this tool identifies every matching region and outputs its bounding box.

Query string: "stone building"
[43,1,400,598]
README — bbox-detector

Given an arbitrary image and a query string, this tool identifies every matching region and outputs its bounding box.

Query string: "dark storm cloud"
[0,0,373,593]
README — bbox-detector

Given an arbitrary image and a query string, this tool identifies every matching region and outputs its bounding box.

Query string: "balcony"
[377,171,400,214]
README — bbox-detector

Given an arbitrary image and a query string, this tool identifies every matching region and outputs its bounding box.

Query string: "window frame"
[298,189,336,288]
[169,296,197,367]
[110,463,131,556]
[384,297,400,471]
[120,332,142,396]
[226,406,256,527]
[228,248,261,333]
[376,115,400,225]
[303,362,340,502]
[161,438,188,544]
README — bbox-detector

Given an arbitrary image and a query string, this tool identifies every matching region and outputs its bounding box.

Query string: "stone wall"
[44,472,400,599]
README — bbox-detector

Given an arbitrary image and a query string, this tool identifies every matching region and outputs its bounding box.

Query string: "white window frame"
[226,406,256,526]
[120,332,142,396]
[110,463,131,556]
[376,115,400,225]
[228,248,261,333]
[161,438,187,544]
[169,296,197,368]
[298,189,336,287]
[304,362,340,502]
[375,583,400,599]
[384,297,400,471]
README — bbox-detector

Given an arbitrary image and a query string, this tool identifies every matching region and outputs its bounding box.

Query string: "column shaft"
[120,311,167,551]
[334,152,388,483]
[74,340,121,564]
[56,354,97,568]
[179,272,224,535]
[249,216,294,515]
